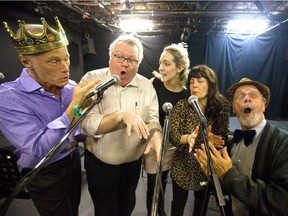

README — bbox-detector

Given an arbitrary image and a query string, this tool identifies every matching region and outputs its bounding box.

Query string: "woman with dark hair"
[169,64,230,216]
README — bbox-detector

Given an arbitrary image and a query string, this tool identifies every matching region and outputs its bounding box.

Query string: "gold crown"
[3,16,69,54]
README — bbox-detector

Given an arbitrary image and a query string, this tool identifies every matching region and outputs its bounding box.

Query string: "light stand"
[150,103,172,216]
[0,93,104,216]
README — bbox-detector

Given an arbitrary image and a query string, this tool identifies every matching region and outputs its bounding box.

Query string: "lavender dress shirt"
[0,68,81,168]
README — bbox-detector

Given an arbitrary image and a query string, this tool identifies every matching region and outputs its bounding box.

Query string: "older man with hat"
[0,17,99,215]
[194,78,288,216]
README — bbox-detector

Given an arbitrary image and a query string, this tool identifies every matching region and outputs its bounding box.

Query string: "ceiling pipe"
[256,17,288,37]
[56,0,113,32]
[97,0,116,16]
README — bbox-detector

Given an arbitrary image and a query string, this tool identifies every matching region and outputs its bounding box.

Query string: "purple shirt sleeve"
[0,69,81,168]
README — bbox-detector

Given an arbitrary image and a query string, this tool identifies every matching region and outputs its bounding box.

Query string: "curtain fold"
[205,34,288,119]
[92,32,288,119]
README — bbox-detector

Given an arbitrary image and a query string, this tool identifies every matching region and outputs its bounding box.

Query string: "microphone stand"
[0,92,104,216]
[197,115,226,216]
[150,110,171,216]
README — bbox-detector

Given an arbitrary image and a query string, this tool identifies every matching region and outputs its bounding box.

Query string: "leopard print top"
[169,98,230,191]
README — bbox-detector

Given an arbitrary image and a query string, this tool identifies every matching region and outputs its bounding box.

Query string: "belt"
[22,149,79,174]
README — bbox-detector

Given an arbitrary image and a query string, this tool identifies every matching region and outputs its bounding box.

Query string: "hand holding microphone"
[67,78,102,121]
[86,75,120,99]
[68,75,120,121]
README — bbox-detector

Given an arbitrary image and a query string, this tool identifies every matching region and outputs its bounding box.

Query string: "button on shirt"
[0,68,81,168]
[230,119,266,216]
[81,68,161,165]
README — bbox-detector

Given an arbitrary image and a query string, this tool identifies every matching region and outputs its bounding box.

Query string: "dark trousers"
[23,150,81,216]
[146,170,169,216]
[171,177,206,216]
[84,150,142,216]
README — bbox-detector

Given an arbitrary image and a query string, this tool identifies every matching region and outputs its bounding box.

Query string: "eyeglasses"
[113,53,138,66]
[233,91,262,100]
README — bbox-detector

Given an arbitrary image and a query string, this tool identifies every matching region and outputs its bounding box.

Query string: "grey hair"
[109,34,144,64]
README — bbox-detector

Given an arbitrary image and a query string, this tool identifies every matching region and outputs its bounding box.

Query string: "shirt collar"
[19,68,66,93]
[251,119,266,139]
[127,75,139,87]
[19,68,42,92]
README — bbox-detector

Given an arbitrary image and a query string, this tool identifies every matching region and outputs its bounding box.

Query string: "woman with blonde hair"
[143,42,189,216]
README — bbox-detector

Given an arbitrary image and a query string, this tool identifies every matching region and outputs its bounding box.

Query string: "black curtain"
[204,34,288,120]
[91,32,288,119]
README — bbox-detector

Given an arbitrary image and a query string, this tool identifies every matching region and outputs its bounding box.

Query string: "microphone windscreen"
[112,74,120,84]
[162,102,173,113]
[188,95,198,105]
[0,73,5,79]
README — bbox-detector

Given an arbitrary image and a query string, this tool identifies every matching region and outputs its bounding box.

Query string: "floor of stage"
[1,117,287,216]
[0,162,221,216]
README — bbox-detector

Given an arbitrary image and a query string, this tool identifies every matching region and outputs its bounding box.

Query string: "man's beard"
[238,111,262,128]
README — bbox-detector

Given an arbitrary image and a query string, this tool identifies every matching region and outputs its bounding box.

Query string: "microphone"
[162,102,173,114]
[188,95,206,122]
[0,73,5,80]
[86,75,120,99]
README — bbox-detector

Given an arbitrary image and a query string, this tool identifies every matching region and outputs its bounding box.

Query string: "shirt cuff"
[47,113,70,129]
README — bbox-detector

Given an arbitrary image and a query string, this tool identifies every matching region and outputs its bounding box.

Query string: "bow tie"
[233,129,256,146]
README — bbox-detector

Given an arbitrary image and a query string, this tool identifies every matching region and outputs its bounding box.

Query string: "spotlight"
[226,18,269,34]
[119,18,153,33]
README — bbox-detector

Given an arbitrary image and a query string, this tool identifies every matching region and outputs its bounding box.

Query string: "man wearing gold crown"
[194,78,288,215]
[0,17,100,215]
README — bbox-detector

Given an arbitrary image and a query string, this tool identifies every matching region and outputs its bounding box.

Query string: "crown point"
[3,16,68,55]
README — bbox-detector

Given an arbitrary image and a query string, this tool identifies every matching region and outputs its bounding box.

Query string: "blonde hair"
[153,42,190,86]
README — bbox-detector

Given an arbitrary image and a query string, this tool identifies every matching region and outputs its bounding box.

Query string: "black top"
[152,78,188,127]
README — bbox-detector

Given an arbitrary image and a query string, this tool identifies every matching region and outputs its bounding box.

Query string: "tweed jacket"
[223,122,288,216]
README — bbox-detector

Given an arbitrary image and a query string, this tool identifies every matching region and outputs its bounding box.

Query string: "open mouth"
[244,107,252,114]
[120,71,126,78]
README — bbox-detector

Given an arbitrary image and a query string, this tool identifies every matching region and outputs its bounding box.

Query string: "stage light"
[226,18,269,34]
[119,18,153,33]
[120,0,130,9]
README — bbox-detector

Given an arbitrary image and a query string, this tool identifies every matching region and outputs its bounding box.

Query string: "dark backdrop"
[90,31,288,120]
[0,2,287,120]
[0,3,84,83]
[204,33,288,119]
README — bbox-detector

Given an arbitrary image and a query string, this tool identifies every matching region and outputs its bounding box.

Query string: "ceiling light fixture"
[119,18,153,33]
[226,18,269,34]
[120,0,130,10]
